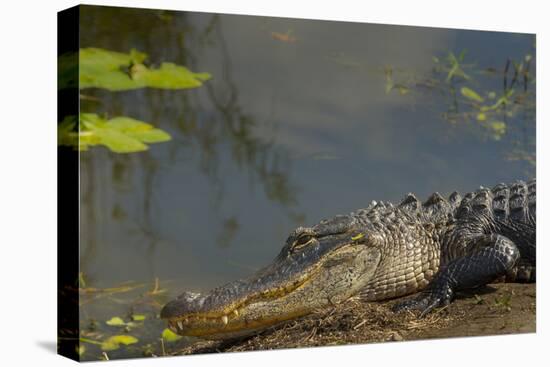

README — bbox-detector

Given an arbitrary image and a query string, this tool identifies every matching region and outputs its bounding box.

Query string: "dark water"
[75,5,535,360]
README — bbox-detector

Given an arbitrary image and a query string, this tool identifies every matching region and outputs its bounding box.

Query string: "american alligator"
[161,180,536,340]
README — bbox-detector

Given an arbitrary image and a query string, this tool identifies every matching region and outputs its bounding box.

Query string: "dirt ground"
[175,283,535,355]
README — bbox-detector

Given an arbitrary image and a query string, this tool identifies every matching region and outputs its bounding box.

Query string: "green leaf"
[476,112,486,121]
[101,335,139,351]
[131,314,146,321]
[129,49,147,64]
[79,48,141,91]
[460,87,484,103]
[130,128,172,144]
[162,328,182,342]
[92,126,148,153]
[105,116,152,130]
[76,344,86,356]
[488,89,514,111]
[104,315,139,330]
[78,47,211,91]
[445,51,470,82]
[132,62,212,89]
[107,117,171,144]
[59,113,172,153]
[490,121,507,139]
[106,316,126,326]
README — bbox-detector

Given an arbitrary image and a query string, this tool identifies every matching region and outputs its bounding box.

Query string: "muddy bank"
[175,283,535,355]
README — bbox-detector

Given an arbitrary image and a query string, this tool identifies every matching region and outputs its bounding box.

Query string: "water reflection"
[74,5,535,360]
[79,7,307,288]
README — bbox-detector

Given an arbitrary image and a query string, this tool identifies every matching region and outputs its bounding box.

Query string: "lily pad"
[162,328,182,342]
[106,117,172,144]
[106,317,126,326]
[59,113,171,153]
[78,47,211,91]
[131,314,146,321]
[101,335,139,351]
[131,62,211,89]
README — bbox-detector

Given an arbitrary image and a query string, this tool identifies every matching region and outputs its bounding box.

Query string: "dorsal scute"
[353,201,394,225]
[448,191,462,208]
[423,192,445,206]
[398,193,420,212]
[456,191,474,219]
[492,182,508,194]
[471,188,493,215]
[491,182,509,221]
[509,180,528,222]
[422,192,452,221]
[354,208,370,217]
[355,179,535,229]
[374,201,388,210]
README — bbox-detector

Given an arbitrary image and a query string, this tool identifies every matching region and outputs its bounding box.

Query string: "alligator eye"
[291,234,315,251]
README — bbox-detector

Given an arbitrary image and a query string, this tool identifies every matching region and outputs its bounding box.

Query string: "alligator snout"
[160,291,205,319]
[160,282,265,339]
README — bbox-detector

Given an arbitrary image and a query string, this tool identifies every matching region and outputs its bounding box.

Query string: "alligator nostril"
[176,291,203,301]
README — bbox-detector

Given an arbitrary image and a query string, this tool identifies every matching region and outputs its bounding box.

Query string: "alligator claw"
[392,290,451,317]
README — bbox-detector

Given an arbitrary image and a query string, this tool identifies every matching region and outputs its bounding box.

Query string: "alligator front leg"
[392,234,520,317]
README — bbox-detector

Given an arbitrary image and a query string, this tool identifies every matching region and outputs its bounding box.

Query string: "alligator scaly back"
[393,179,535,315]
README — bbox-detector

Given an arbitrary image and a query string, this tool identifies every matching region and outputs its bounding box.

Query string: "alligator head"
[161,212,384,340]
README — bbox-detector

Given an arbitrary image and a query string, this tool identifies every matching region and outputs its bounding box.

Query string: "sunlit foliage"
[58,48,212,153]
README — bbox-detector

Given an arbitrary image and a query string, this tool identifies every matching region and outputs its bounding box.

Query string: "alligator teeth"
[233,309,239,317]
[177,321,183,329]
[183,318,189,324]
[221,315,229,325]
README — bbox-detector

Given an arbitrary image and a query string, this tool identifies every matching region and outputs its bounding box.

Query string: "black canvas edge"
[57,4,81,362]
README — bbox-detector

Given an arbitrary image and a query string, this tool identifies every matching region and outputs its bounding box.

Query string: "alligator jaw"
[161,232,381,340]
[161,271,317,339]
